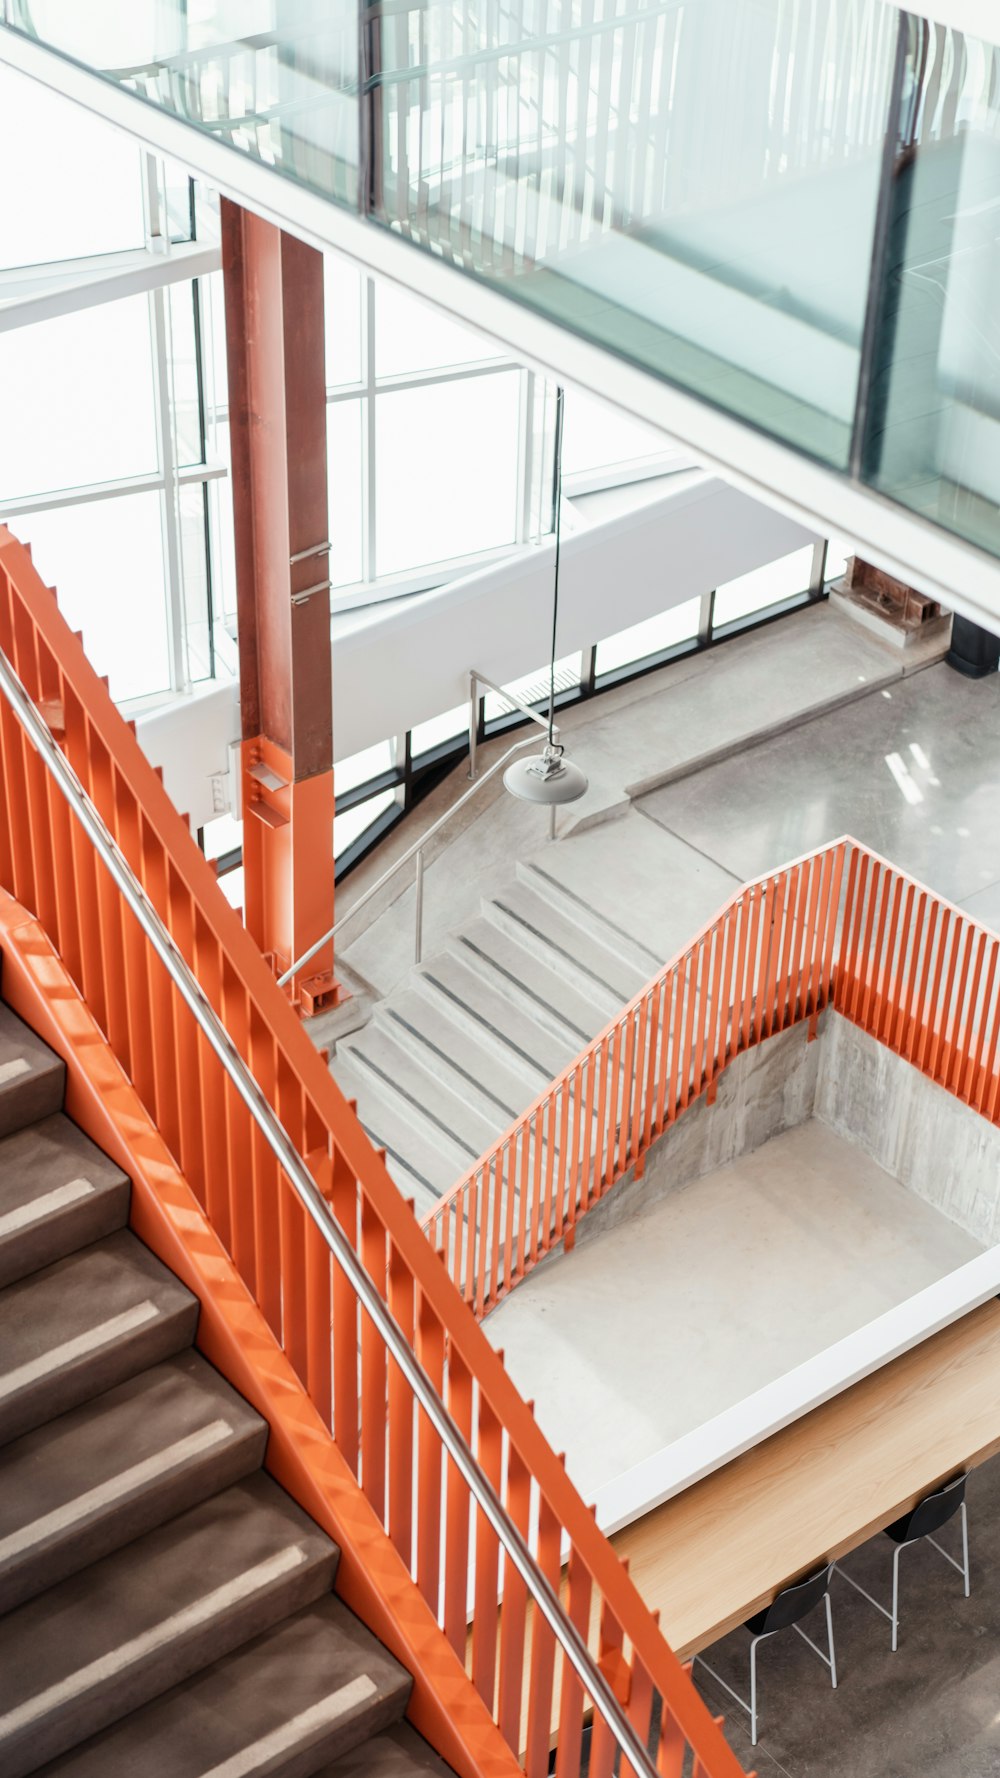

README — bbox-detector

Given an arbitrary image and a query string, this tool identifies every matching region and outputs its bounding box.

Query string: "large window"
[320,270,541,602]
[0,63,145,269]
[0,70,224,706]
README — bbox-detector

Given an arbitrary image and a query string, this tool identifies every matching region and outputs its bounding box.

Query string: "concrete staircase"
[333,858,662,1210]
[0,992,452,1778]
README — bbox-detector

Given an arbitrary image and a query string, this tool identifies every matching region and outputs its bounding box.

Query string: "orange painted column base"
[241,736,341,1016]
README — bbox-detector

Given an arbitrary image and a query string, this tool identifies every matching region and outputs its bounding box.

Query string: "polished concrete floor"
[695,1451,1000,1777]
[638,660,1000,926]
[484,1120,981,1501]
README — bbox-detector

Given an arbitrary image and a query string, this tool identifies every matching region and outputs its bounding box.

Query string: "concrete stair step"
[0,1230,199,1446]
[453,920,608,1050]
[416,952,572,1083]
[0,1471,338,1778]
[343,1022,501,1159]
[33,1597,409,1778]
[487,878,640,1009]
[509,866,659,997]
[482,894,626,1022]
[0,1350,267,1613]
[332,1054,461,1212]
[0,1004,65,1142]
[386,984,542,1123]
[0,1113,130,1291]
[318,1722,455,1778]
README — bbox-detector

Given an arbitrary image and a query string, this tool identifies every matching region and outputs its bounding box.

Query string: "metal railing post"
[414,847,424,963]
[468,669,478,780]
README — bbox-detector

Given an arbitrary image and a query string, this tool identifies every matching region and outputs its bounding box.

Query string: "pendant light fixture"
[504,385,589,807]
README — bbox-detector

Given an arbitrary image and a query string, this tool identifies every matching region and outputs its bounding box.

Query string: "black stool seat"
[884,1473,966,1546]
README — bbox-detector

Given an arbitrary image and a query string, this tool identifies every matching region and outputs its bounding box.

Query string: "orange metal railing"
[425,843,847,1313]
[0,523,747,1778]
[429,832,1000,1320]
[835,843,1000,1113]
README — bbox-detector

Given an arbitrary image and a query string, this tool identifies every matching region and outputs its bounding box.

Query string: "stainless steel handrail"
[0,642,666,1778]
[467,665,556,783]
[279,724,549,983]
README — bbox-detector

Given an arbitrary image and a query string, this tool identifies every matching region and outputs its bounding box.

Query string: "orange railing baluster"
[554,1544,592,1778]
[496,1445,531,1750]
[524,1493,561,1778]
[443,1348,474,1656]
[387,1233,415,1563]
[471,1398,503,1711]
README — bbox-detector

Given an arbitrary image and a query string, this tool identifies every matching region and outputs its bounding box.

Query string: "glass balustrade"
[4,0,1000,562]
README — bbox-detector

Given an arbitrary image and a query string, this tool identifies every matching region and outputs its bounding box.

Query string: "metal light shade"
[504,744,589,805]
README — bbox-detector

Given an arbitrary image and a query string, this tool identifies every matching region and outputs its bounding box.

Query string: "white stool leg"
[891,1544,904,1652]
[749,1635,761,1745]
[825,1592,838,1689]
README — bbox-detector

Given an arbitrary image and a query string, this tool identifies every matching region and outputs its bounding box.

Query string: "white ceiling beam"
[0,240,220,332]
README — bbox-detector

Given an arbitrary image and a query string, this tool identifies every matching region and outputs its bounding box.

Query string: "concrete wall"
[815,1012,1000,1247]
[575,1016,823,1250]
[574,1006,1000,1254]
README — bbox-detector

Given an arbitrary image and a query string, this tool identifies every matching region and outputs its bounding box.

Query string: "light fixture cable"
[502,381,588,807]
[547,384,565,753]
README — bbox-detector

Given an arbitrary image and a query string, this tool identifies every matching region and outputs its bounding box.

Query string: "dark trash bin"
[947,614,1000,678]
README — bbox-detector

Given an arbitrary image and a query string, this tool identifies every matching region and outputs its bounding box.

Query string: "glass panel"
[164,166,195,243]
[207,417,238,623]
[371,0,899,470]
[324,254,364,388]
[596,602,700,677]
[202,812,242,861]
[410,704,467,758]
[0,63,144,270]
[374,282,505,380]
[8,490,171,701]
[335,739,395,795]
[484,654,583,724]
[561,387,669,479]
[179,482,214,682]
[374,372,520,575]
[0,295,158,501]
[328,399,364,588]
[10,1,361,210]
[713,545,815,629]
[169,282,205,468]
[334,788,396,859]
[218,865,245,913]
[204,271,229,424]
[862,25,1000,558]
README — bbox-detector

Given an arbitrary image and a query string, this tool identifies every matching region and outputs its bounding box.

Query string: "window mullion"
[364,276,378,585]
[143,154,189,696]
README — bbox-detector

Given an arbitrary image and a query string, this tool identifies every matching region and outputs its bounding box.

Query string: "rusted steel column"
[222,198,339,1015]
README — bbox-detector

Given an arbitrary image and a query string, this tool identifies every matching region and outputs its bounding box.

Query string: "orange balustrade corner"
[831,840,1000,1119]
[0,522,750,1778]
[427,839,849,1317]
[430,822,1000,1333]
